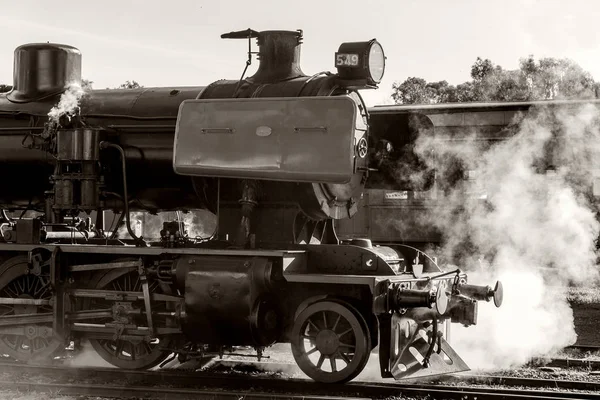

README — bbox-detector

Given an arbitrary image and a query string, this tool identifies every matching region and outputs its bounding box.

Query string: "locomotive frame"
[0,28,502,383]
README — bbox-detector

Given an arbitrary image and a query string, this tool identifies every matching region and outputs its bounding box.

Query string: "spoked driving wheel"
[87,268,175,369]
[291,300,371,383]
[0,255,63,362]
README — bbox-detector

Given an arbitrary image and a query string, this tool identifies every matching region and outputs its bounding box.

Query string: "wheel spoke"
[4,285,19,298]
[16,279,25,294]
[37,283,50,299]
[302,334,316,342]
[26,275,34,293]
[32,279,42,297]
[338,328,352,338]
[142,341,153,355]
[322,311,327,329]
[115,341,125,358]
[307,318,320,332]
[337,350,351,364]
[128,342,136,360]
[331,314,341,331]
[306,346,318,356]
[16,336,24,351]
[339,342,355,350]
[329,357,337,372]
[316,353,325,369]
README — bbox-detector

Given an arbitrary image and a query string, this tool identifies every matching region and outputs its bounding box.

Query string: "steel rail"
[0,381,368,400]
[566,345,600,351]
[530,357,600,370]
[0,379,592,400]
[0,361,598,400]
[444,374,600,392]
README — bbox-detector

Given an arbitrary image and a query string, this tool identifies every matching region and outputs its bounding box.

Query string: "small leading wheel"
[86,268,175,370]
[291,300,371,383]
[0,255,63,362]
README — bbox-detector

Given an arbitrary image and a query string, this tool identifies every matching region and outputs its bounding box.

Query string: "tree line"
[391,55,599,104]
[2,54,599,104]
[82,80,143,90]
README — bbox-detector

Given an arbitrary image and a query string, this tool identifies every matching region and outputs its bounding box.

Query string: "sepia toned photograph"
[0,1,599,399]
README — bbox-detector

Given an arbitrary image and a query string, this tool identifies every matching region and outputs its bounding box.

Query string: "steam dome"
[7,43,82,103]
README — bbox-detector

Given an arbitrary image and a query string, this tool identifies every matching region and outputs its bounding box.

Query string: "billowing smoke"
[392,103,600,370]
[117,210,217,240]
[47,82,86,123]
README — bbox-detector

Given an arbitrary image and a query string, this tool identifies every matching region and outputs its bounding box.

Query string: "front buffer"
[373,274,503,380]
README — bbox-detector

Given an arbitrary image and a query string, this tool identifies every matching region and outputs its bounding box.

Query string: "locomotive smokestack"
[249,30,305,83]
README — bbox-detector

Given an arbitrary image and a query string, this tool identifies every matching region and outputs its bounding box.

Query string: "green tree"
[426,81,459,103]
[455,82,477,102]
[391,77,433,104]
[391,55,597,104]
[118,80,143,89]
[470,57,495,81]
[523,56,596,100]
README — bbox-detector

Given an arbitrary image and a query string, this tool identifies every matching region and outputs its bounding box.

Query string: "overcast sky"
[1,0,599,106]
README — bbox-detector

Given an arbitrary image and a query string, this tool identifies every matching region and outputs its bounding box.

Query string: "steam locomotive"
[0,28,502,383]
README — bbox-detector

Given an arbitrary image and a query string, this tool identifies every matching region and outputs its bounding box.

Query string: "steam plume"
[397,103,600,369]
[47,82,86,123]
[117,210,216,240]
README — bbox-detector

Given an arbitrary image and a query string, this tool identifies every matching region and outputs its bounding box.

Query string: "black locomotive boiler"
[0,29,502,383]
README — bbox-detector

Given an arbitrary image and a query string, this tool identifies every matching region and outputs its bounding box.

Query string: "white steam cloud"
[117,210,216,240]
[47,82,86,123]
[397,103,600,370]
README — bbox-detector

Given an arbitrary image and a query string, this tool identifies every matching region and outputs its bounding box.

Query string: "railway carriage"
[337,99,600,260]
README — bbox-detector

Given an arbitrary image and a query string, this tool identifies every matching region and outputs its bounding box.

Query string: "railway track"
[0,361,598,400]
[566,345,600,351]
[533,357,600,370]
[0,382,366,400]
[529,344,600,370]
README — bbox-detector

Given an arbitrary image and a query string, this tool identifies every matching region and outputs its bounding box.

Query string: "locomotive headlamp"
[335,39,386,87]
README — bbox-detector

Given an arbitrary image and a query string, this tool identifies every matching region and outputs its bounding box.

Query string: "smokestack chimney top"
[250,30,305,83]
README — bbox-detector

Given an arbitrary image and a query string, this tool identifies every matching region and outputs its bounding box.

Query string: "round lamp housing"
[335,39,385,86]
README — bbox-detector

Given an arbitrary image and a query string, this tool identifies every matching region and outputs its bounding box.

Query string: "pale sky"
[1,0,600,106]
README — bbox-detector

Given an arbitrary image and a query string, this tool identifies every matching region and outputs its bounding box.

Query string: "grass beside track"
[567,286,600,304]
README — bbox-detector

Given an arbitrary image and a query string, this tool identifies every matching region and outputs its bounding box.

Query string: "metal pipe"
[457,281,503,307]
[43,231,98,240]
[422,318,438,368]
[0,209,12,223]
[99,141,143,244]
